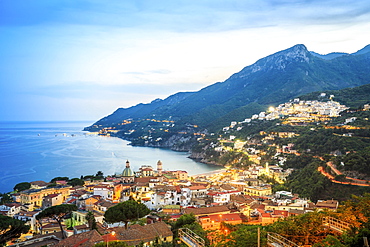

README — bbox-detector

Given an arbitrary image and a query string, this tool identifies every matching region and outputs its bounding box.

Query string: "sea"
[0,121,220,193]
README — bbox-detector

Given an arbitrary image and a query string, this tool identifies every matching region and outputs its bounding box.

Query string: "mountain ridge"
[85,44,370,133]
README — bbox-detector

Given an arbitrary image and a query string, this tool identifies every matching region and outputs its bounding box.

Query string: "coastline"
[0,121,222,193]
[190,168,227,178]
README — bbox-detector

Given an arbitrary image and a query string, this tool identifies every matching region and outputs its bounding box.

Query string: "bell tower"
[157,160,163,176]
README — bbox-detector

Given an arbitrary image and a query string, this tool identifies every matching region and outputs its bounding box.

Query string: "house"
[162,205,181,215]
[54,229,103,247]
[188,185,208,198]
[30,180,50,189]
[210,191,241,205]
[14,210,40,233]
[19,185,71,209]
[71,210,89,226]
[198,213,243,230]
[93,199,115,213]
[73,224,90,235]
[230,194,257,217]
[147,186,192,210]
[315,199,339,211]
[42,193,63,209]
[258,209,288,225]
[55,180,68,186]
[182,205,231,217]
[0,203,22,217]
[114,222,173,246]
[80,195,101,210]
[93,185,112,200]
[41,222,64,235]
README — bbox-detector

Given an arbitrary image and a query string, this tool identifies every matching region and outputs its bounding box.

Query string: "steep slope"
[86,44,370,131]
[85,91,194,131]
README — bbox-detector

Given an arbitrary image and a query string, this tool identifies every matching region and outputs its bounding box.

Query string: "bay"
[0,121,220,193]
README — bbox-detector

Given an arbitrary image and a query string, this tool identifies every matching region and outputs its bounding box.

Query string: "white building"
[147,187,192,210]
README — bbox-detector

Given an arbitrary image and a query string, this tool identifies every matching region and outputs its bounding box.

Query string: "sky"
[1,0,370,122]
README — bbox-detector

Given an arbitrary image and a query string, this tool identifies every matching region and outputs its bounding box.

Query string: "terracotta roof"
[54,230,103,247]
[102,233,118,242]
[97,200,115,208]
[135,177,158,183]
[220,184,234,191]
[182,205,230,216]
[203,213,243,222]
[230,194,255,204]
[45,193,60,198]
[114,222,173,246]
[30,180,49,186]
[315,200,338,208]
[74,224,89,230]
[16,210,39,217]
[188,185,207,190]
[4,202,22,208]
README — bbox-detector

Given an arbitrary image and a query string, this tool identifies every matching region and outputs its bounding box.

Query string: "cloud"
[1,0,370,121]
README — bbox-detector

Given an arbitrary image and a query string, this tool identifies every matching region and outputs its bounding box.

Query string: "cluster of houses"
[1,160,340,246]
[223,96,349,132]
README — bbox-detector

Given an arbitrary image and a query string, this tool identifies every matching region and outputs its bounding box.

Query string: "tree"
[313,235,345,247]
[50,177,69,183]
[96,171,104,178]
[68,178,85,187]
[217,225,265,247]
[104,200,150,229]
[0,215,30,246]
[13,182,31,192]
[36,204,77,239]
[171,214,209,246]
[0,193,13,204]
[94,242,129,247]
[86,211,97,230]
[173,213,197,230]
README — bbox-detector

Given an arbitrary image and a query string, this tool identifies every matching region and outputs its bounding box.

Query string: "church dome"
[122,160,134,177]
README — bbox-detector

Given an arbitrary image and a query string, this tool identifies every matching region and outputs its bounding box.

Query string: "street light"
[107,231,115,247]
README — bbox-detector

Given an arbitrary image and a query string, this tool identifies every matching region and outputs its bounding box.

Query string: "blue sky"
[1,0,370,121]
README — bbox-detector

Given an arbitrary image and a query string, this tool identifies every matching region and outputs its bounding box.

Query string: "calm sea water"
[0,121,219,193]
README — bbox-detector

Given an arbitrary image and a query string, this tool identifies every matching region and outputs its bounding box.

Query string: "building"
[42,194,64,209]
[199,213,243,231]
[0,203,22,217]
[121,160,135,183]
[54,229,103,247]
[30,181,50,190]
[19,185,71,209]
[113,222,173,246]
[182,205,231,217]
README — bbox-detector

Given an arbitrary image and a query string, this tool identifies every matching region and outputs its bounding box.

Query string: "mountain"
[85,44,370,134]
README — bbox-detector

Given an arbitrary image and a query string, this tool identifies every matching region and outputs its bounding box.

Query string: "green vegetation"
[86,211,97,230]
[94,242,129,247]
[13,182,31,192]
[334,147,370,176]
[217,194,370,247]
[170,213,209,246]
[0,193,13,204]
[67,178,85,187]
[0,215,30,246]
[50,177,69,183]
[213,224,266,247]
[36,204,77,239]
[104,200,150,229]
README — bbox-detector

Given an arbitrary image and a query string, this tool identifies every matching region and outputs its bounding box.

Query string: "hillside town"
[223,95,349,132]
[2,95,369,246]
[1,159,342,246]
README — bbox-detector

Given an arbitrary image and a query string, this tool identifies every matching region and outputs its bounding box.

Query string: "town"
[1,159,343,247]
[1,96,369,247]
